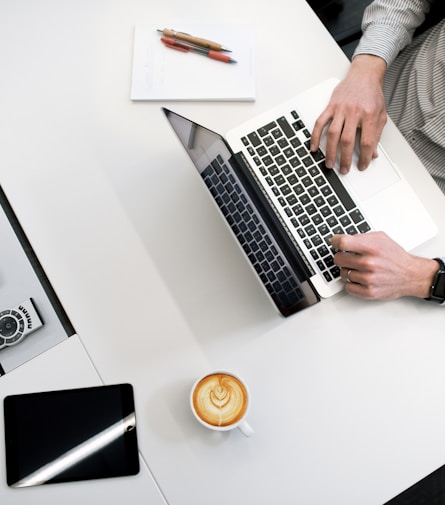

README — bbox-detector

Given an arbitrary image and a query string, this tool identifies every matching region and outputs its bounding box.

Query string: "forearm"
[354,0,433,66]
[347,54,387,87]
[405,255,440,299]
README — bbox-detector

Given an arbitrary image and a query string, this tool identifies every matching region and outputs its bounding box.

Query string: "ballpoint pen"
[157,28,232,52]
[161,37,237,64]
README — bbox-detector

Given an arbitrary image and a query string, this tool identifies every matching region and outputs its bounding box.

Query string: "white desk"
[1,1,445,504]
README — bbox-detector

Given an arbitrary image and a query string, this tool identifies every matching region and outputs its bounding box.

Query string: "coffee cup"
[190,371,254,437]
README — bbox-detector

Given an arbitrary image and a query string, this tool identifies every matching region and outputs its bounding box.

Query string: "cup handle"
[238,420,254,437]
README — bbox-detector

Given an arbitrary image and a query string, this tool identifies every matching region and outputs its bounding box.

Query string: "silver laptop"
[163,78,437,316]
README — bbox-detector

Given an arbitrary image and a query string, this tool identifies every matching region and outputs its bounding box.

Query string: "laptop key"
[258,122,277,136]
[320,164,356,211]
[358,222,371,233]
[248,131,261,147]
[350,208,365,224]
[277,116,295,139]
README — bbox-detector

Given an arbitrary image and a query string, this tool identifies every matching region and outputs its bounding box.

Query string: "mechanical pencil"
[157,28,231,52]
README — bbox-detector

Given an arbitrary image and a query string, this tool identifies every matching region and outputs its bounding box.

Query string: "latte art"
[192,373,248,427]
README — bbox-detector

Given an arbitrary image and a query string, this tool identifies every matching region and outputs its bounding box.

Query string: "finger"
[344,281,371,298]
[339,268,375,298]
[331,233,373,256]
[311,109,333,152]
[357,128,380,171]
[334,251,363,272]
[357,133,378,171]
[357,111,387,170]
[337,121,358,174]
[356,144,376,172]
[341,267,355,283]
[324,116,345,169]
[331,233,353,252]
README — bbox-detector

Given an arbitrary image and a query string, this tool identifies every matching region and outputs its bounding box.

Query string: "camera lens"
[0,316,18,337]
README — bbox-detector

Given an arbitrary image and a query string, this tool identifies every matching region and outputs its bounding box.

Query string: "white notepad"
[130,25,255,101]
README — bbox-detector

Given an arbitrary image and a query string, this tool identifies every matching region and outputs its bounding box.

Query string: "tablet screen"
[3,383,140,487]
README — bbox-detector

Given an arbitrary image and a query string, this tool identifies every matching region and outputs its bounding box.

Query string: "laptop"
[163,78,437,317]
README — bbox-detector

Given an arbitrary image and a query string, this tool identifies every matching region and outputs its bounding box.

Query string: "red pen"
[162,39,188,53]
[161,37,237,64]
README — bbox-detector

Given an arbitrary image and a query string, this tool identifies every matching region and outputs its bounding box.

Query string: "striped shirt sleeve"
[353,0,434,65]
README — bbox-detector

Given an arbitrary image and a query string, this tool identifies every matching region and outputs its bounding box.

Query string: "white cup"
[190,371,254,437]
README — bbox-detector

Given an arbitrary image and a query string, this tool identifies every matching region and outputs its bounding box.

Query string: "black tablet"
[3,383,140,488]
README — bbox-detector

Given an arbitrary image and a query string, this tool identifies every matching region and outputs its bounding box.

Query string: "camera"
[0,298,44,350]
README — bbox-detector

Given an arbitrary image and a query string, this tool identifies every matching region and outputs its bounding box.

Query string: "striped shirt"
[354,0,445,194]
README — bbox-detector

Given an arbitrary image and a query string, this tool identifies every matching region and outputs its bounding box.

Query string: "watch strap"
[428,257,445,304]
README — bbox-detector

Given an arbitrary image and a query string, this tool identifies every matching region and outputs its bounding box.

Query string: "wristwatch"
[428,257,445,304]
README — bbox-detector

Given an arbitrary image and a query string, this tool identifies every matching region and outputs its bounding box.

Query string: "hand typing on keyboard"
[332,232,439,300]
[310,55,387,175]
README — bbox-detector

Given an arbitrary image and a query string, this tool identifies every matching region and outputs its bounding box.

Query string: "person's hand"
[311,55,388,174]
[332,232,439,300]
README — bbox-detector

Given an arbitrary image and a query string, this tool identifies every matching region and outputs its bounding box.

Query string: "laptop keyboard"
[241,111,371,283]
[202,156,306,309]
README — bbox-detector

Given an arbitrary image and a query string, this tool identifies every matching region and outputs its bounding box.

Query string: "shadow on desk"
[129,147,286,343]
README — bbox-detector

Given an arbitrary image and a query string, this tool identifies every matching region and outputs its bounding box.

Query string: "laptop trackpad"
[339,145,401,201]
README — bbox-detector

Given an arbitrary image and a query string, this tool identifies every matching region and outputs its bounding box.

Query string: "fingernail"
[310,143,316,152]
[325,159,333,168]
[340,166,349,174]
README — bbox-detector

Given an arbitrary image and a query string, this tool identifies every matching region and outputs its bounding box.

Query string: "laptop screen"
[163,108,319,317]
[163,107,233,174]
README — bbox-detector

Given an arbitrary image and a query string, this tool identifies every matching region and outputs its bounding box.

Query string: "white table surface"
[1,1,445,504]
